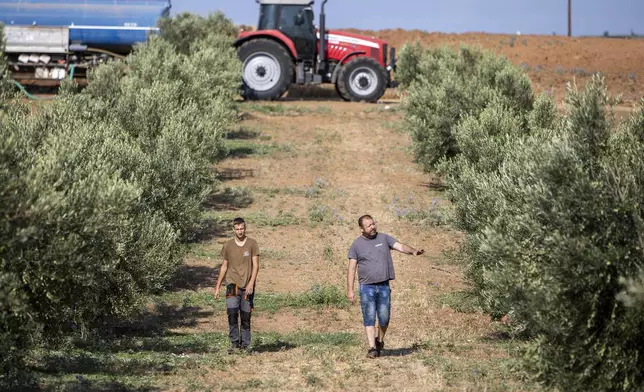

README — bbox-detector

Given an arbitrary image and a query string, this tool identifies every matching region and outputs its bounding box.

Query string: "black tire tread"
[336,57,388,103]
[238,38,293,101]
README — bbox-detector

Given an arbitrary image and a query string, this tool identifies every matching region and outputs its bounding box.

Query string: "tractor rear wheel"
[336,57,388,103]
[238,38,293,100]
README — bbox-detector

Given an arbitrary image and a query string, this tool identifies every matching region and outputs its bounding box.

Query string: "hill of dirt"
[344,29,644,104]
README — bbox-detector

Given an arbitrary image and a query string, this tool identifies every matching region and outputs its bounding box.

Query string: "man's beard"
[365,230,377,239]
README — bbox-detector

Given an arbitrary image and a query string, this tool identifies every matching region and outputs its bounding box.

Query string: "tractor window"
[279,6,309,30]
[258,5,279,30]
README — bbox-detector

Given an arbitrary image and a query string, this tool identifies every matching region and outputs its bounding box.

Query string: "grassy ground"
[32,99,542,392]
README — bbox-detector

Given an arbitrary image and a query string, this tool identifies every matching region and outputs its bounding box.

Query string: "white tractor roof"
[257,0,314,5]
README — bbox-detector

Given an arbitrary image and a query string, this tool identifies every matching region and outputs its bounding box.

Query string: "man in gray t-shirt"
[347,214,424,358]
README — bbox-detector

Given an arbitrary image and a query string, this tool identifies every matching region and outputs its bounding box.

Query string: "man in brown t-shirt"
[214,217,260,353]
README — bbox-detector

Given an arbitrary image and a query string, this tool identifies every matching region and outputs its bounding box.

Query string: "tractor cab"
[257,0,317,63]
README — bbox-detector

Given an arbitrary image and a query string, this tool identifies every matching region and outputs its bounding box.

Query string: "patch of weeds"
[323,246,334,262]
[33,330,360,391]
[154,290,221,308]
[364,105,400,114]
[569,67,593,77]
[187,246,220,260]
[437,291,482,313]
[388,196,450,226]
[305,177,330,198]
[418,347,531,391]
[554,66,565,75]
[382,120,403,133]
[240,103,313,116]
[305,373,324,387]
[224,140,296,158]
[327,130,342,142]
[226,127,261,140]
[255,330,359,348]
[308,204,342,224]
[240,103,287,115]
[208,210,300,227]
[260,285,349,312]
[260,247,289,260]
[250,186,306,197]
[327,188,347,201]
[314,130,342,145]
[205,186,253,210]
[313,106,332,114]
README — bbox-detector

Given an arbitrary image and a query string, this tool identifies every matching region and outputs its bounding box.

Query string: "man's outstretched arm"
[392,242,424,256]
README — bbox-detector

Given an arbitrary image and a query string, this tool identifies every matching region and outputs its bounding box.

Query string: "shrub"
[466,77,644,390]
[1,100,183,336]
[403,40,644,388]
[0,24,15,105]
[0,11,241,388]
[158,11,237,55]
[0,130,38,389]
[400,45,533,172]
[81,35,239,238]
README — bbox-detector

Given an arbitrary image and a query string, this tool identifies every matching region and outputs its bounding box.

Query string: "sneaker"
[367,347,379,358]
[240,345,252,353]
[227,343,241,354]
[375,338,385,354]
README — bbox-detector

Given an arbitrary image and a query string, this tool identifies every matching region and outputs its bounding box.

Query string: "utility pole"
[568,0,572,37]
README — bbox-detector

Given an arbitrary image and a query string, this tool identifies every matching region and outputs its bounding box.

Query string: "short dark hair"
[233,217,245,226]
[358,214,373,228]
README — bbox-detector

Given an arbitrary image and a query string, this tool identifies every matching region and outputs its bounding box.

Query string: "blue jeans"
[359,281,391,327]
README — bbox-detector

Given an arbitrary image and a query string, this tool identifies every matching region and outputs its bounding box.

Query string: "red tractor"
[235,0,397,102]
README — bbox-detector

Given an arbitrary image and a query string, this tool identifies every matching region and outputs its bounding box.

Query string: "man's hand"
[214,285,221,299]
[348,289,355,303]
[245,283,254,296]
[414,249,425,256]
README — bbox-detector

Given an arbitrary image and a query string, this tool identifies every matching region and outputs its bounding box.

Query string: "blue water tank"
[0,0,171,49]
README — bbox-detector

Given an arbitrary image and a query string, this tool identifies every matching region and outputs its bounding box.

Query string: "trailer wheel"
[238,38,293,100]
[336,57,388,103]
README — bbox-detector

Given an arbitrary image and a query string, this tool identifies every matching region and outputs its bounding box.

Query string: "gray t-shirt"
[348,233,398,284]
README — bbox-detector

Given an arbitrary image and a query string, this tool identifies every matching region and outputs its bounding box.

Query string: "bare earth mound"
[344,29,644,104]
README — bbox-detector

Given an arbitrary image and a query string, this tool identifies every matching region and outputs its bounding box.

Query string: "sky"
[170,0,643,37]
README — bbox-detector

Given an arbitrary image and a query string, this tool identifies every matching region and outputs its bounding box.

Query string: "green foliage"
[394,41,424,89]
[0,12,240,388]
[403,38,644,389]
[158,11,237,55]
[441,74,644,390]
[400,45,533,172]
[1,98,183,334]
[480,79,644,391]
[0,24,16,105]
[81,35,239,237]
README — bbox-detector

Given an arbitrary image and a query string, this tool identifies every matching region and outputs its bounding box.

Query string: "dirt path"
[160,100,537,392]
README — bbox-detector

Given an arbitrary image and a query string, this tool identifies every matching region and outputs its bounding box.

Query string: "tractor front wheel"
[238,38,293,100]
[336,57,388,103]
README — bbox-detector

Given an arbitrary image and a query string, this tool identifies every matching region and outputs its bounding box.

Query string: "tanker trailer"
[0,0,171,84]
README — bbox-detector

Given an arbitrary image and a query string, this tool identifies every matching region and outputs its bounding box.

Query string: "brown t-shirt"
[220,237,259,288]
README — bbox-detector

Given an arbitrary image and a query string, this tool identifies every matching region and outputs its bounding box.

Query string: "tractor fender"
[331,51,366,84]
[234,31,297,60]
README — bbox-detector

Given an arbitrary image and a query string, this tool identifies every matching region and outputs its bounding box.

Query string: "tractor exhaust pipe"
[319,0,328,75]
